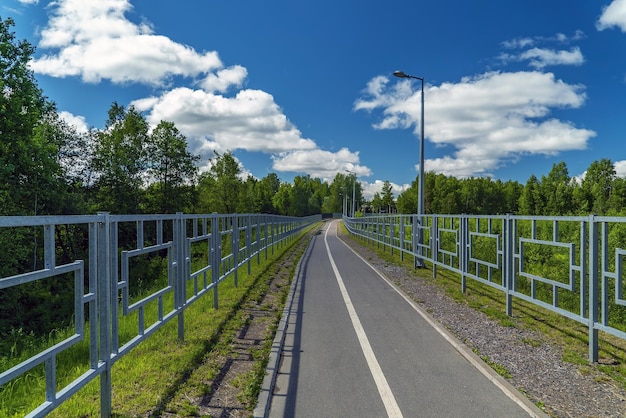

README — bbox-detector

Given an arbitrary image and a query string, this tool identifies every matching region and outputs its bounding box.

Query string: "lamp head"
[393,70,410,78]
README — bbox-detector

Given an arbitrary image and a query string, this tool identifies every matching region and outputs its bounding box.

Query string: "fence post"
[460,215,467,292]
[174,212,186,341]
[588,216,599,362]
[580,220,588,318]
[271,216,275,256]
[432,215,439,278]
[256,215,261,265]
[389,217,394,256]
[246,215,252,274]
[211,215,220,310]
[233,216,239,287]
[504,214,514,317]
[96,212,112,418]
[412,215,417,268]
[400,216,405,262]
[264,215,269,260]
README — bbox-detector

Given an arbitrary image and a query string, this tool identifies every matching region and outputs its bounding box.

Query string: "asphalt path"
[257,220,545,418]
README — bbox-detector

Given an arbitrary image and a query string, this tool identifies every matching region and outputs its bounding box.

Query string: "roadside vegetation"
[0,224,314,417]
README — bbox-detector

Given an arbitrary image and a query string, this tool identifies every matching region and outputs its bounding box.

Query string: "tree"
[396,175,419,214]
[197,151,242,213]
[538,162,573,215]
[327,173,347,214]
[272,183,292,215]
[90,103,149,213]
[519,175,541,215]
[381,180,395,213]
[501,180,522,214]
[257,173,281,214]
[0,17,56,215]
[371,192,383,213]
[144,120,199,213]
[581,159,615,215]
[431,174,460,214]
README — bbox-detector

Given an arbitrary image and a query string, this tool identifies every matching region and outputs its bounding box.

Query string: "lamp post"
[393,70,425,267]
[346,170,356,217]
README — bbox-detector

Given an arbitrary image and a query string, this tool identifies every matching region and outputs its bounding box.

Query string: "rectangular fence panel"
[344,213,626,363]
[0,213,320,417]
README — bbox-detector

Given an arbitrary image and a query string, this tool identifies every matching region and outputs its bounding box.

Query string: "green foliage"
[144,120,199,213]
[396,172,521,215]
[0,17,57,216]
[197,151,243,213]
[90,103,149,213]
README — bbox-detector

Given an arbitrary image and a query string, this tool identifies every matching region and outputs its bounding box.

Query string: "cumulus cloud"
[355,71,596,178]
[597,0,626,31]
[131,85,373,177]
[614,160,626,177]
[29,0,372,181]
[131,88,317,154]
[272,148,372,181]
[29,0,222,86]
[58,110,89,134]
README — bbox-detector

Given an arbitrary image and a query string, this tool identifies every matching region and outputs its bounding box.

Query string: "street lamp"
[346,170,356,217]
[339,192,345,216]
[393,70,425,267]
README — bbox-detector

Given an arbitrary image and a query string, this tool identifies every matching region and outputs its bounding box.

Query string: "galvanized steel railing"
[344,214,626,362]
[0,212,320,417]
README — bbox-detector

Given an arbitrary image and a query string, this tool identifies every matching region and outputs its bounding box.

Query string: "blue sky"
[4,0,626,198]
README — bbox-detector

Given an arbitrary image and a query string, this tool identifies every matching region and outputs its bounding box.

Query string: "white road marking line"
[324,224,404,418]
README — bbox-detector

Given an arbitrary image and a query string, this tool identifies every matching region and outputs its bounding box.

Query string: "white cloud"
[597,0,626,31]
[29,0,222,86]
[355,71,596,178]
[272,148,372,181]
[518,47,584,69]
[614,160,626,177]
[360,180,410,200]
[501,37,535,49]
[30,0,372,182]
[200,66,248,93]
[18,0,39,4]
[132,85,368,177]
[499,32,585,69]
[58,110,89,134]
[132,87,317,155]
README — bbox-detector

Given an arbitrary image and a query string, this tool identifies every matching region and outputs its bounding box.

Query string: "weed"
[481,355,513,379]
[521,337,542,347]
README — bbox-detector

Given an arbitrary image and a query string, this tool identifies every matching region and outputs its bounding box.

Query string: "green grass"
[480,354,512,379]
[0,227,315,418]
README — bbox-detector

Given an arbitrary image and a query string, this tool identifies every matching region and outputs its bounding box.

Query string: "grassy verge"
[160,224,313,416]
[342,227,626,390]
[0,226,316,417]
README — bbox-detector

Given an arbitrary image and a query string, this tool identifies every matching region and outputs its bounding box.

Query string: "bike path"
[256,220,545,418]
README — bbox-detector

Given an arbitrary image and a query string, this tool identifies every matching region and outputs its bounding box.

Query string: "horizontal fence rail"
[344,214,626,363]
[0,212,320,418]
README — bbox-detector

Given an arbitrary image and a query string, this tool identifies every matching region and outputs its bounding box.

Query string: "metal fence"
[344,213,626,363]
[0,212,320,417]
